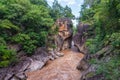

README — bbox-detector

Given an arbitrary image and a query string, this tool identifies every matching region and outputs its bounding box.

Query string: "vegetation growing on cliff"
[80,0,120,79]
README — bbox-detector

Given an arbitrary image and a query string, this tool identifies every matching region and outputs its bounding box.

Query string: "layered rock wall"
[55,18,73,51]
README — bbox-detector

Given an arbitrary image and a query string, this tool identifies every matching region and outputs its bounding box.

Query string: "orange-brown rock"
[26,50,84,80]
[55,18,73,51]
[46,18,73,60]
[59,23,68,32]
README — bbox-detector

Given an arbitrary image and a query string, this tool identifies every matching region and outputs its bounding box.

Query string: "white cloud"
[47,0,51,1]
[47,0,76,5]
[59,0,76,5]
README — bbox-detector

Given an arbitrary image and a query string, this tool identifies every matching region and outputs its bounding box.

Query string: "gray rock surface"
[0,47,50,80]
[73,23,89,54]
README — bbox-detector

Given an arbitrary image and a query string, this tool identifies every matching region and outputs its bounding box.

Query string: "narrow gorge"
[0,0,120,80]
[0,18,91,80]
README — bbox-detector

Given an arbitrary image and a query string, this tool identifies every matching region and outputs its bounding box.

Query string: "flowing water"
[26,49,84,80]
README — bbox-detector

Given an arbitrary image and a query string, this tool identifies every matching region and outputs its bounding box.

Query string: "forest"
[0,0,120,80]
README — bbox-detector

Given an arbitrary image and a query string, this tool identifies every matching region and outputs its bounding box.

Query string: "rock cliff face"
[73,22,89,54]
[55,18,73,51]
[46,18,73,60]
[74,23,91,80]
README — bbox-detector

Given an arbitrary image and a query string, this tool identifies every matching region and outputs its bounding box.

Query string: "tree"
[50,0,75,21]
[63,5,75,19]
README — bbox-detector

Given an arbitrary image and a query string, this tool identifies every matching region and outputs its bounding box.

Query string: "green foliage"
[109,32,120,48]
[0,19,20,30]
[85,39,97,54]
[11,33,30,43]
[21,5,53,30]
[0,37,17,67]
[63,5,75,19]
[11,31,48,54]
[0,37,6,45]
[0,0,61,67]
[81,0,120,53]
[22,40,37,55]
[0,45,17,67]
[50,0,75,21]
[11,33,36,54]
[103,32,120,47]
[97,56,120,80]
[0,0,54,52]
[30,0,48,6]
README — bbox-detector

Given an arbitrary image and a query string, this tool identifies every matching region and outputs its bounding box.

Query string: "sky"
[47,0,84,26]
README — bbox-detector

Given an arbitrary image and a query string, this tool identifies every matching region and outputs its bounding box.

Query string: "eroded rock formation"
[77,56,90,80]
[74,23,91,80]
[73,22,89,54]
[46,18,73,60]
[55,18,73,51]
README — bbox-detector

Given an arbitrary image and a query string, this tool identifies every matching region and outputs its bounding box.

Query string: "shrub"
[11,33,37,55]
[0,37,17,67]
[96,56,120,80]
